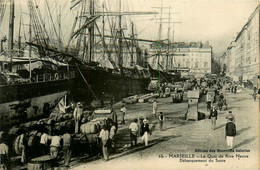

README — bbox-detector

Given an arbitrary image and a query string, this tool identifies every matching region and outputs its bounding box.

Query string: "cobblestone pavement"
[70,88,258,170]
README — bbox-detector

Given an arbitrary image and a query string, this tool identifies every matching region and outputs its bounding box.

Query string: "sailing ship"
[147,5,181,92]
[69,0,155,103]
[0,0,75,127]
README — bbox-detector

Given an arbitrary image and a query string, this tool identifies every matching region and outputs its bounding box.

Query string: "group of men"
[129,118,151,148]
[40,130,73,167]
[209,96,237,149]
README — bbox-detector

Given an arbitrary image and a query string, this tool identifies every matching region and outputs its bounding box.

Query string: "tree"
[211,58,221,74]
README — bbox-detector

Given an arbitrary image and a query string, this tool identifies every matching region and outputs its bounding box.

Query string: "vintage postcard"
[0,0,259,169]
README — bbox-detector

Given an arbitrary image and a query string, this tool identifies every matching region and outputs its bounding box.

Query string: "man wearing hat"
[226,110,235,122]
[73,102,83,134]
[209,105,218,130]
[225,117,236,149]
[140,118,150,146]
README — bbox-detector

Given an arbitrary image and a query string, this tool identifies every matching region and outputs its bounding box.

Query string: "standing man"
[140,119,150,146]
[73,102,83,134]
[209,106,218,130]
[99,125,110,161]
[253,92,257,101]
[19,133,28,163]
[111,108,118,131]
[129,119,138,148]
[40,132,50,155]
[158,112,164,131]
[152,100,157,118]
[50,135,61,158]
[225,117,236,149]
[109,122,116,150]
[62,130,72,167]
[110,97,114,108]
[0,134,10,170]
[120,105,126,124]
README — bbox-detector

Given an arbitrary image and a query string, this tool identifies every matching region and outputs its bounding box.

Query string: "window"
[204,62,208,68]
[195,62,198,68]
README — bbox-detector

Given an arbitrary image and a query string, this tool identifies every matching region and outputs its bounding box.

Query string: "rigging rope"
[76,64,100,102]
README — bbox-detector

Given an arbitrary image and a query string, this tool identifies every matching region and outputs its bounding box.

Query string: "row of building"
[148,41,212,78]
[220,5,259,86]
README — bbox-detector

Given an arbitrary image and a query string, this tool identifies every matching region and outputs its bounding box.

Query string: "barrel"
[125,99,133,104]
[80,122,98,134]
[14,135,22,155]
[28,135,40,148]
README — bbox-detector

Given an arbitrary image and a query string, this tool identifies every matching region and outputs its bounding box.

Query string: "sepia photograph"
[0,0,259,169]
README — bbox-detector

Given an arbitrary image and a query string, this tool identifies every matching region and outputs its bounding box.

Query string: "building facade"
[225,5,259,85]
[148,42,212,78]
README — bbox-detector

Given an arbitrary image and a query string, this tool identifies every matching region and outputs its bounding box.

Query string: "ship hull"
[74,67,150,103]
[0,79,74,127]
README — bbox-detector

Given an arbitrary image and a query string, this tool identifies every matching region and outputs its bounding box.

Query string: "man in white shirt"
[50,135,61,158]
[99,125,109,161]
[109,123,116,149]
[73,102,83,134]
[40,133,50,155]
[153,100,157,117]
[129,119,138,148]
[120,105,126,124]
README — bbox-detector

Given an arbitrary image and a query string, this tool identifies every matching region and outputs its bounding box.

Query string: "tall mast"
[118,0,122,70]
[131,22,134,66]
[157,0,163,70]
[8,0,14,71]
[102,2,105,60]
[18,16,22,57]
[88,0,94,63]
[29,10,32,81]
[166,6,171,71]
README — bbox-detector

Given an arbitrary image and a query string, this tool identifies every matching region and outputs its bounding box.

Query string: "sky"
[0,0,259,54]
[124,0,259,53]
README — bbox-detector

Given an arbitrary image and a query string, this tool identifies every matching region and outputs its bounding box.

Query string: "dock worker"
[0,133,9,170]
[129,119,139,148]
[62,130,72,167]
[73,102,83,134]
[20,133,28,163]
[225,117,236,149]
[209,105,218,130]
[111,108,118,131]
[140,118,150,146]
[99,125,110,161]
[158,112,165,131]
[153,100,157,117]
[50,135,61,158]
[109,122,117,150]
[40,131,51,155]
[120,105,126,124]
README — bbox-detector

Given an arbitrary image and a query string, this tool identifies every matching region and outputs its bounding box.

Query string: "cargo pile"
[138,93,154,103]
[122,95,138,104]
